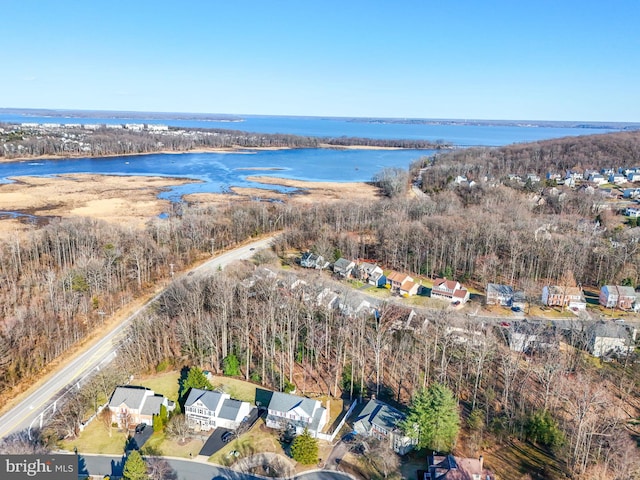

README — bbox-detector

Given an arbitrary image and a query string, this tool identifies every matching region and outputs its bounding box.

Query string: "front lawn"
[61,417,128,455]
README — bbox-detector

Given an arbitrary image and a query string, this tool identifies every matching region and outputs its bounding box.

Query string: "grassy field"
[209,375,261,403]
[142,431,204,458]
[130,371,180,402]
[209,419,285,465]
[61,418,128,454]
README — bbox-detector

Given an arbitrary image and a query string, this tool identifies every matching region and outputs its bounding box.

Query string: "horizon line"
[1,107,639,126]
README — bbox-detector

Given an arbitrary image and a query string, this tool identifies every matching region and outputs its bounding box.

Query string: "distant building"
[586,321,637,358]
[431,278,470,304]
[486,283,525,307]
[542,285,586,309]
[599,285,637,310]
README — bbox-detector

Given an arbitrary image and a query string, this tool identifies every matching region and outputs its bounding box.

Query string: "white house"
[629,172,640,183]
[184,388,252,431]
[588,173,606,185]
[586,322,637,358]
[626,207,640,218]
[609,173,626,184]
[431,278,470,304]
[265,392,327,437]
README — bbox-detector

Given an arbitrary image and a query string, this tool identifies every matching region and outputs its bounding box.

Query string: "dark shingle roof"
[184,388,225,411]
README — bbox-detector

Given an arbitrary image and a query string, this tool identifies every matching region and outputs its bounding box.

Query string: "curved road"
[0,236,276,439]
[80,454,354,480]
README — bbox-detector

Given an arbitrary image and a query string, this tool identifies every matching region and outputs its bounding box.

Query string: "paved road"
[80,454,354,480]
[0,236,276,440]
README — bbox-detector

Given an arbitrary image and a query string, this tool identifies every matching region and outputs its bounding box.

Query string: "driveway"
[199,408,262,457]
[199,427,233,457]
[126,424,154,451]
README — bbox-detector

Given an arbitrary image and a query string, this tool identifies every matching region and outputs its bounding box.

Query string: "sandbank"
[0,174,196,240]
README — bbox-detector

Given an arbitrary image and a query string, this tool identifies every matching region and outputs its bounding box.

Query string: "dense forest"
[1,130,640,478]
[0,123,445,159]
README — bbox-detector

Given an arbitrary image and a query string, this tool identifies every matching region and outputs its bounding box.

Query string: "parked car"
[500,322,511,327]
[511,306,522,312]
[221,431,233,443]
[135,424,146,434]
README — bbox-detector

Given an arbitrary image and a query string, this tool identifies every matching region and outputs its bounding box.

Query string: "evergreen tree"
[290,428,319,465]
[179,366,213,401]
[222,353,241,376]
[122,450,147,480]
[401,383,460,452]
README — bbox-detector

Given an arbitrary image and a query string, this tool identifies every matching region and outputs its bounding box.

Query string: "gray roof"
[109,386,150,410]
[353,399,405,435]
[589,321,632,339]
[140,395,164,416]
[268,392,318,418]
[184,388,225,411]
[487,283,514,296]
[109,386,167,416]
[603,285,637,297]
[219,398,244,421]
[334,258,354,270]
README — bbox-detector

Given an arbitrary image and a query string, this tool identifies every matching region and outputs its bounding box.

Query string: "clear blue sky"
[2,0,639,121]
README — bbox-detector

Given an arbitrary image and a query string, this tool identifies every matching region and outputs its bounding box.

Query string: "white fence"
[317,398,359,443]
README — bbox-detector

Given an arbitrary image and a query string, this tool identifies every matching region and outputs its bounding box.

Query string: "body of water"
[0,112,618,146]
[3,149,433,200]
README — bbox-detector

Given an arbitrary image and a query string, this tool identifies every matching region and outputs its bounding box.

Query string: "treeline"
[2,181,639,397]
[0,123,446,159]
[0,202,281,398]
[418,130,640,187]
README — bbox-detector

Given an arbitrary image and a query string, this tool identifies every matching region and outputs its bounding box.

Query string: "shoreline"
[0,144,412,164]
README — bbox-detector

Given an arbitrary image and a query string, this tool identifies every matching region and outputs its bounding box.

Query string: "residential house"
[184,388,252,431]
[418,454,494,480]
[623,188,640,199]
[338,296,376,318]
[333,258,356,277]
[600,285,637,310]
[453,175,468,185]
[588,173,606,185]
[387,271,413,292]
[357,262,386,287]
[300,251,329,269]
[541,285,586,310]
[353,399,417,455]
[485,283,524,307]
[525,173,541,183]
[265,391,327,437]
[625,207,640,218]
[507,322,555,354]
[317,287,339,310]
[566,170,584,181]
[601,168,615,176]
[609,173,626,184]
[108,386,175,429]
[546,172,561,182]
[629,172,640,183]
[431,278,470,304]
[586,321,637,358]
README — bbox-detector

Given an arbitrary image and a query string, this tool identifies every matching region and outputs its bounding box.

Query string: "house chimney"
[479,455,484,471]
